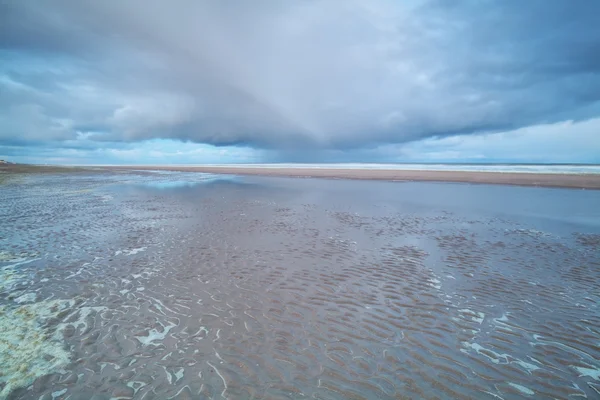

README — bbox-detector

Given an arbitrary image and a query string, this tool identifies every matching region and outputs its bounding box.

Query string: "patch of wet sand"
[107,165,600,189]
[1,172,599,399]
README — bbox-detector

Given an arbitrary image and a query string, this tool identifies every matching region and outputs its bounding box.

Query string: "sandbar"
[105,165,600,190]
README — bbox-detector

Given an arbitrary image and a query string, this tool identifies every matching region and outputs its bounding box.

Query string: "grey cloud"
[1,0,600,151]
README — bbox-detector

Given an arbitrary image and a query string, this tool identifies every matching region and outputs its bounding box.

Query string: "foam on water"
[513,359,541,373]
[0,258,40,294]
[462,342,509,364]
[508,383,535,396]
[0,252,32,263]
[135,320,177,346]
[0,300,72,399]
[115,247,147,256]
[458,308,485,324]
[13,292,37,304]
[0,295,111,399]
[574,366,600,380]
[0,252,111,398]
[51,388,67,399]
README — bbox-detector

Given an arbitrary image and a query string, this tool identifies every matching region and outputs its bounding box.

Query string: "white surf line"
[213,329,221,342]
[207,361,228,399]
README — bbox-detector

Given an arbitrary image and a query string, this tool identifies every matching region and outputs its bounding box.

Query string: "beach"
[4,164,600,189]
[4,1,600,398]
[106,165,600,189]
[1,169,599,399]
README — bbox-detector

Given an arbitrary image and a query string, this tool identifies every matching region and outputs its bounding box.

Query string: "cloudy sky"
[2,0,600,164]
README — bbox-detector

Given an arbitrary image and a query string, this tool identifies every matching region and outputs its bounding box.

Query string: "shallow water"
[1,172,599,399]
[185,163,600,175]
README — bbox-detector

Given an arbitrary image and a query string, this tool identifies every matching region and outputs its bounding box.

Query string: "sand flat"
[105,165,600,189]
[1,170,599,399]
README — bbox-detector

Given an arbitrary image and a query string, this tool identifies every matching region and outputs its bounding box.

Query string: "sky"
[1,0,600,165]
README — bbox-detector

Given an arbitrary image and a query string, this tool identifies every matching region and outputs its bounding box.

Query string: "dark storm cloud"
[1,0,600,151]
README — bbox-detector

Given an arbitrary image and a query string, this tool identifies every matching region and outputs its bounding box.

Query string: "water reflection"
[139,180,204,189]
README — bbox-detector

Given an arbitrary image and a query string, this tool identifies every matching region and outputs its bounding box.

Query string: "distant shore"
[106,165,600,190]
[3,163,599,189]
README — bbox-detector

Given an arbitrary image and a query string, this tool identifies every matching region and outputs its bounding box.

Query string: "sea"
[1,169,599,399]
[195,163,600,174]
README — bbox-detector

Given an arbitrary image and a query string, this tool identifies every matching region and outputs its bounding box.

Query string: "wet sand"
[0,164,101,185]
[4,164,600,189]
[107,165,600,189]
[0,164,91,174]
[1,170,599,399]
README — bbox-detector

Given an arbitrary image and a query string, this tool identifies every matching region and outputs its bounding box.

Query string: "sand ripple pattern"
[0,173,599,399]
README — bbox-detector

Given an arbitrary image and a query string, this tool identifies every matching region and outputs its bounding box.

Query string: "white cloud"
[110,94,197,139]
[398,118,600,163]
[0,139,262,165]
[1,0,600,162]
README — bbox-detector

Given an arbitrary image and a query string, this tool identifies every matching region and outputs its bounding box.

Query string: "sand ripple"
[0,173,599,399]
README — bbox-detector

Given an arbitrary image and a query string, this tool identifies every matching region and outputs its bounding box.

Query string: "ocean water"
[1,171,599,399]
[196,163,600,174]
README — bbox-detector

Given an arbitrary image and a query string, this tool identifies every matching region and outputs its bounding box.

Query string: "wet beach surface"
[1,171,599,399]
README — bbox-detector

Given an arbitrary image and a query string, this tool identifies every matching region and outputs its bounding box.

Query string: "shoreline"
[3,164,599,189]
[105,165,600,190]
